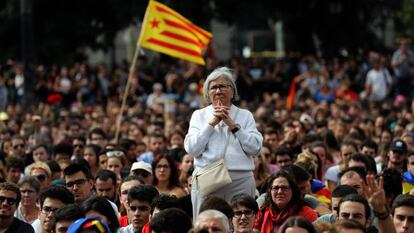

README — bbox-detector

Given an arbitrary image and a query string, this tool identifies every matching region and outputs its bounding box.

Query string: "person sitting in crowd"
[151,154,186,198]
[195,209,232,233]
[51,204,85,233]
[15,176,41,224]
[83,196,120,233]
[231,193,259,233]
[278,216,317,233]
[254,171,317,233]
[0,182,34,233]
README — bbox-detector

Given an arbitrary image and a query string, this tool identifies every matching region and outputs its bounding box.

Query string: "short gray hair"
[195,209,230,233]
[202,67,239,102]
[18,176,41,193]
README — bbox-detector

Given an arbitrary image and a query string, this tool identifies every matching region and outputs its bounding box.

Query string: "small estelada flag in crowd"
[138,0,212,65]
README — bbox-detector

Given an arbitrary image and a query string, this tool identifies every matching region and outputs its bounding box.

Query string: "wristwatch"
[374,210,389,220]
[231,124,241,134]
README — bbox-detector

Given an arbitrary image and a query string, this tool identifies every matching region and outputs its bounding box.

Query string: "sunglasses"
[35,175,47,182]
[13,144,24,149]
[233,210,255,218]
[66,179,87,188]
[41,206,59,215]
[0,196,17,206]
[106,151,125,158]
[132,170,151,178]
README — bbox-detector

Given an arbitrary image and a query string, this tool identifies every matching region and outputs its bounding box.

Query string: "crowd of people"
[0,40,414,233]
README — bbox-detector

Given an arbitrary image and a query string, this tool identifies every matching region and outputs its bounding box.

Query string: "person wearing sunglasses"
[130,161,153,185]
[72,136,86,160]
[27,161,51,193]
[0,182,34,233]
[231,193,259,233]
[106,149,127,178]
[10,135,27,160]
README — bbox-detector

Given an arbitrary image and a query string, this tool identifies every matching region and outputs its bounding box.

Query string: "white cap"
[130,161,152,175]
[300,114,314,124]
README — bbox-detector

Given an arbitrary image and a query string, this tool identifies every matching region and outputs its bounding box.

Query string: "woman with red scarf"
[253,171,317,233]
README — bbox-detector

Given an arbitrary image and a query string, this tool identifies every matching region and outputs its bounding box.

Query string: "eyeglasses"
[0,196,17,206]
[271,185,291,192]
[13,144,24,149]
[233,209,255,218]
[66,179,87,188]
[155,164,170,170]
[209,84,231,92]
[35,174,47,182]
[41,206,59,215]
[129,205,150,212]
[106,151,125,158]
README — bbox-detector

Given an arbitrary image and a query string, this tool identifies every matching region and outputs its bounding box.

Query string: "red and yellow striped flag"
[138,0,212,65]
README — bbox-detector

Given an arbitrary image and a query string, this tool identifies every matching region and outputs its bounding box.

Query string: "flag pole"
[114,45,140,142]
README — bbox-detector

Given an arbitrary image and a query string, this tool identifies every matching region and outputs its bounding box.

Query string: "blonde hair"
[27,161,52,177]
[295,151,318,178]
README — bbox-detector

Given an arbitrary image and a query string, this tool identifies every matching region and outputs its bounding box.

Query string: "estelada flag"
[138,0,212,65]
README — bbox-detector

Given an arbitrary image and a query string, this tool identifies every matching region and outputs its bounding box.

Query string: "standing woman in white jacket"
[184,67,263,219]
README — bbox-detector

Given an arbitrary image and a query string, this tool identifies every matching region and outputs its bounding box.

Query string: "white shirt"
[184,105,263,171]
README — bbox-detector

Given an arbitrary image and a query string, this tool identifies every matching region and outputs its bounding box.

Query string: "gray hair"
[18,176,41,193]
[202,67,239,102]
[195,209,230,233]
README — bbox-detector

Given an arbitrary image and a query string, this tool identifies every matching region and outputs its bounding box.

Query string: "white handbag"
[195,109,239,195]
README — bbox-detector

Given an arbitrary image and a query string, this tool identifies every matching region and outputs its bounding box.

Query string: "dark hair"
[84,144,102,166]
[32,144,49,154]
[122,175,144,185]
[282,164,311,183]
[151,194,178,214]
[150,208,192,233]
[346,153,370,170]
[230,193,259,214]
[95,169,117,185]
[127,185,159,205]
[119,138,137,151]
[83,196,119,233]
[5,156,24,171]
[200,196,234,218]
[152,154,181,189]
[53,143,74,157]
[0,182,21,205]
[361,140,378,153]
[262,171,305,213]
[46,160,61,174]
[275,146,294,159]
[338,194,370,220]
[279,216,316,233]
[332,185,358,198]
[392,194,414,215]
[341,140,359,153]
[51,204,85,231]
[167,148,186,163]
[64,163,92,180]
[380,168,402,205]
[336,219,366,233]
[72,136,86,144]
[71,158,91,172]
[39,185,75,209]
[88,128,107,140]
